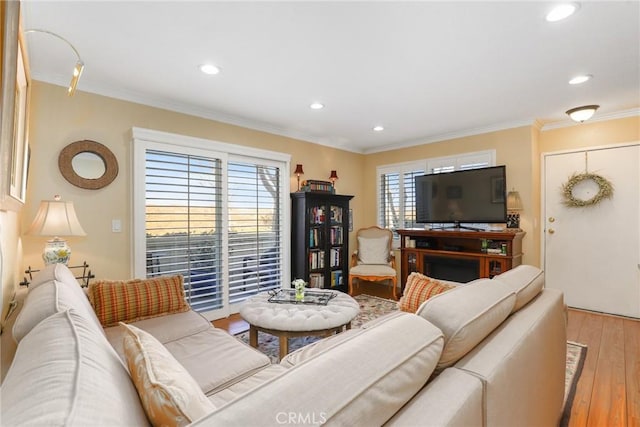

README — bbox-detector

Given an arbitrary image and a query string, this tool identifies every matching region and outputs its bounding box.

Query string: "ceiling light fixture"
[25,29,84,96]
[199,64,220,75]
[566,105,599,123]
[569,74,592,85]
[309,102,324,110]
[546,3,579,22]
[373,126,384,132]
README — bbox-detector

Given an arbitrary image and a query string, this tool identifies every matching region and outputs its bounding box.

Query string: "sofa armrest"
[192,313,444,427]
[384,368,483,427]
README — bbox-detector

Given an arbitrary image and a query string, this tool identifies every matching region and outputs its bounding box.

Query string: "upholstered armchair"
[348,226,398,300]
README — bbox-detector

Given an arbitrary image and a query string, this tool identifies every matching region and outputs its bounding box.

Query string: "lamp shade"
[27,197,86,237]
[329,170,338,180]
[294,164,304,175]
[506,190,524,211]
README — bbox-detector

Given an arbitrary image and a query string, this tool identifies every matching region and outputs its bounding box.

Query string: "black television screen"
[415,166,507,226]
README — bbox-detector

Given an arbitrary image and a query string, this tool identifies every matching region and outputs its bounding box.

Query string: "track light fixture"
[24,29,84,96]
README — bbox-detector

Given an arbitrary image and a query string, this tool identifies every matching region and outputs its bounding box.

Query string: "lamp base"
[506,212,521,229]
[43,238,71,265]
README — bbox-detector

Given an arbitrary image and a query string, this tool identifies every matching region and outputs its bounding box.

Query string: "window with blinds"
[227,161,282,304]
[378,163,426,234]
[377,150,495,237]
[133,128,289,319]
[145,150,223,312]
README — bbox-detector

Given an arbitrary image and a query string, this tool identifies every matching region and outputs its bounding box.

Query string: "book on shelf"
[309,228,323,247]
[302,180,335,193]
[330,247,342,267]
[330,226,343,245]
[309,206,325,224]
[331,270,343,287]
[308,251,325,270]
[309,273,324,288]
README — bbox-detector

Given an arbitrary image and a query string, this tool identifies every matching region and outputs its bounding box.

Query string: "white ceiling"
[21,1,640,154]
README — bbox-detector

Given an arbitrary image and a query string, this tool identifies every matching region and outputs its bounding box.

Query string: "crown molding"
[362,119,533,154]
[32,74,366,154]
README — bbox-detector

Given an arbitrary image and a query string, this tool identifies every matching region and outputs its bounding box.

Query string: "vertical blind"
[145,150,223,312]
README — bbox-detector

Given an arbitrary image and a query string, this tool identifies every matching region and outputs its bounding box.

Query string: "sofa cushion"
[0,309,149,426]
[193,313,444,426]
[13,279,104,343]
[416,278,516,370]
[399,272,456,313]
[28,262,78,289]
[104,310,213,364]
[163,327,271,395]
[89,275,190,327]
[357,235,390,264]
[492,265,545,312]
[207,364,288,408]
[122,323,216,427]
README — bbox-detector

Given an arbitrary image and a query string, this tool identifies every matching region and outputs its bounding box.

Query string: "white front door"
[542,143,640,318]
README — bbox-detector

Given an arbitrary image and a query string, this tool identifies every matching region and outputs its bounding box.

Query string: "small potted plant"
[292,278,306,301]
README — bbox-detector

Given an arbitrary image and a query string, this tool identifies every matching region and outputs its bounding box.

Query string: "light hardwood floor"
[566,308,639,427]
[214,299,640,426]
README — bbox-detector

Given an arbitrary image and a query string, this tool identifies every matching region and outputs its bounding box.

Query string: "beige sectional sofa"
[1,263,566,426]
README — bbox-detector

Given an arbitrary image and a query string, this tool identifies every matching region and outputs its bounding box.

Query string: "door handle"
[548,229,555,234]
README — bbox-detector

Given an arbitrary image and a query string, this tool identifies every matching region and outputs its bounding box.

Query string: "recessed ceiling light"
[546,3,579,22]
[373,126,384,132]
[310,102,324,110]
[199,64,220,75]
[569,74,593,85]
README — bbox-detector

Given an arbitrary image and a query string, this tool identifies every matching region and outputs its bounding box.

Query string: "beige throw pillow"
[121,322,215,426]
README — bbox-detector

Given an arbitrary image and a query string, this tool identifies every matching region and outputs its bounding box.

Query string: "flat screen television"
[415,166,507,230]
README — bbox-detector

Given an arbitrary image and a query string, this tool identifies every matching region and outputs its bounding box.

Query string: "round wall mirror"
[59,140,118,189]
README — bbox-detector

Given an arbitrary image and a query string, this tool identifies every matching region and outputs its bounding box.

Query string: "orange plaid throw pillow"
[88,275,190,327]
[399,272,455,313]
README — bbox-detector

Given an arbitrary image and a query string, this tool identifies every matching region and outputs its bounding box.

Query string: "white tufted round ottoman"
[239,290,360,360]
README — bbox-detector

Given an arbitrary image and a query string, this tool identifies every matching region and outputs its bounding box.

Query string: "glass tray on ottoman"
[267,289,337,306]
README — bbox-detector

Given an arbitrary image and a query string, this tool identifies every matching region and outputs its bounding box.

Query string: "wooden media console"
[397,229,525,294]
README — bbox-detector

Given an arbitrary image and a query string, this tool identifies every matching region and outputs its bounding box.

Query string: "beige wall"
[18,81,364,288]
[539,116,640,153]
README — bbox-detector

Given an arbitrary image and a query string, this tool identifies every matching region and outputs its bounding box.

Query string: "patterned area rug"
[235,294,587,419]
[562,341,588,426]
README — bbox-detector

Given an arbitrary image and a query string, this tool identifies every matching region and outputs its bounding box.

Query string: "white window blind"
[227,161,282,303]
[378,162,426,234]
[145,150,223,312]
[133,127,290,319]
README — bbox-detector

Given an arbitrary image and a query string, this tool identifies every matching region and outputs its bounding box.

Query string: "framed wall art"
[1,2,30,211]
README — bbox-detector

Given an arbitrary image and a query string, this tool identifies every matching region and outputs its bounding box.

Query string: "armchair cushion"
[350,264,396,277]
[357,235,390,264]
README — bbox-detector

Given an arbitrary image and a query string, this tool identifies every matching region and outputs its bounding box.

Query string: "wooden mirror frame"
[58,140,118,189]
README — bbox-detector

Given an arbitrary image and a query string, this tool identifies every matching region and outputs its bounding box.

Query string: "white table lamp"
[27,195,86,265]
